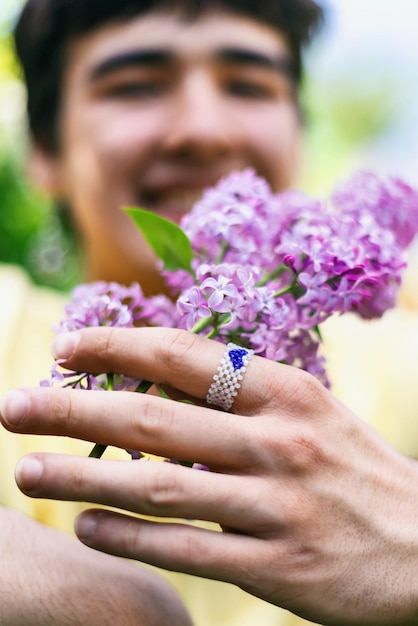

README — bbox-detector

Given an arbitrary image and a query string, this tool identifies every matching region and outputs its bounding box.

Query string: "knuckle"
[178,530,216,570]
[181,533,200,566]
[157,330,200,379]
[133,396,174,443]
[146,464,184,511]
[280,430,326,474]
[47,390,76,433]
[116,516,144,556]
[237,424,273,470]
[258,418,326,475]
[101,326,119,361]
[66,462,88,494]
[236,557,266,593]
[247,365,329,420]
[284,368,329,417]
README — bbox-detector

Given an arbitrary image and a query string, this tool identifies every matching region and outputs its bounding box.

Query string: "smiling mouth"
[140,188,207,222]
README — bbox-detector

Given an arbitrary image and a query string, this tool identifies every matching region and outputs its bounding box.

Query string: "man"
[2,1,326,624]
[12,0,418,624]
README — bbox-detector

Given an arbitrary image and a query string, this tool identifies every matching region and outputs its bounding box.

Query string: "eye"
[105,80,167,99]
[226,79,275,100]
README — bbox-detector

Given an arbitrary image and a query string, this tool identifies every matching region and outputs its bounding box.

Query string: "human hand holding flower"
[43,169,418,460]
[2,169,418,624]
[3,326,418,626]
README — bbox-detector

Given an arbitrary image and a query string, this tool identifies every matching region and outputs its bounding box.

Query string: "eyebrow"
[88,46,296,83]
[216,48,296,80]
[89,50,173,81]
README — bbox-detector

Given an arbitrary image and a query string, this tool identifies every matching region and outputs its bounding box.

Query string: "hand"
[1,327,418,625]
[0,504,192,625]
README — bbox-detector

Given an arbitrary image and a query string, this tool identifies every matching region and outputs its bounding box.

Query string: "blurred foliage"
[0,31,80,290]
[0,33,21,80]
[0,148,48,264]
[300,66,397,193]
[0,147,81,291]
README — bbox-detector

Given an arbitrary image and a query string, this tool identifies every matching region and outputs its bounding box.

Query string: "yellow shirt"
[0,265,93,526]
[1,255,418,626]
[322,239,418,459]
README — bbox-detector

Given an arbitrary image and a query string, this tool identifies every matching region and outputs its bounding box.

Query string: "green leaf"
[124,207,193,272]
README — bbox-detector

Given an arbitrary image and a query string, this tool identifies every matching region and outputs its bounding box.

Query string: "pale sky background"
[307,0,418,185]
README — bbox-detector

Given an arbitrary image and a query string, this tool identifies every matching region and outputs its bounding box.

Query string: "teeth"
[152,189,204,212]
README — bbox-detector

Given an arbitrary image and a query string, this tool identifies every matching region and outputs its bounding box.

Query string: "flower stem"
[203,312,231,338]
[256,265,287,287]
[215,241,229,264]
[88,377,153,458]
[89,443,108,458]
[191,315,215,334]
[135,380,153,394]
[272,285,296,298]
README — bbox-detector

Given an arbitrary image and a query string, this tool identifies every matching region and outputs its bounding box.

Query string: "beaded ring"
[206,343,254,411]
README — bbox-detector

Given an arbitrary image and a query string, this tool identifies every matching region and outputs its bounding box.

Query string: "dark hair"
[14,0,323,153]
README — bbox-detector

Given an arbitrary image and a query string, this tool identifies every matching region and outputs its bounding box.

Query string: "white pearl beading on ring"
[206,343,254,411]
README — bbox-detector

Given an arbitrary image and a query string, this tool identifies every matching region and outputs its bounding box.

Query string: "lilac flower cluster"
[44,281,176,390]
[49,168,418,393]
[166,169,418,385]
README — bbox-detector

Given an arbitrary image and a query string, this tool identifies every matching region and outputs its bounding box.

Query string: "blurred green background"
[1,0,417,290]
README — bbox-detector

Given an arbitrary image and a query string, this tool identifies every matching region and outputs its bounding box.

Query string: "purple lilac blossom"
[50,281,176,391]
[165,168,416,384]
[50,168,418,393]
[331,170,418,248]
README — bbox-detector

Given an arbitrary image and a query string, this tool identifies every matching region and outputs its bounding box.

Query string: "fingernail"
[75,512,98,544]
[0,390,29,426]
[51,332,80,360]
[15,456,43,491]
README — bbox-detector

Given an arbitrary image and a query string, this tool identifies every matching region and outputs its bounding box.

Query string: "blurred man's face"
[35,9,302,291]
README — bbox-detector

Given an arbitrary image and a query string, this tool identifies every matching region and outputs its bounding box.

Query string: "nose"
[163,71,237,162]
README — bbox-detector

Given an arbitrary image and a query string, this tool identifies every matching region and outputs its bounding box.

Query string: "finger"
[74,508,266,590]
[50,326,289,414]
[1,387,261,468]
[15,453,273,531]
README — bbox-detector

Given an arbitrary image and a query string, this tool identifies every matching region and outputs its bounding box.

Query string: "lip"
[137,165,248,222]
[138,179,222,223]
[138,188,204,224]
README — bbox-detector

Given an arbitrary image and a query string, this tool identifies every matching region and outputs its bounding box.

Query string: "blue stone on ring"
[228,348,248,370]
